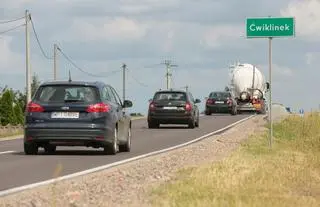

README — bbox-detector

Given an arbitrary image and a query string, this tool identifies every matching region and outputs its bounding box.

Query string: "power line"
[29,15,53,60]
[0,16,24,24]
[57,47,121,77]
[127,69,148,87]
[0,23,25,35]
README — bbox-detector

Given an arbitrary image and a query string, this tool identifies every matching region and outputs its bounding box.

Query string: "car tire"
[119,126,131,152]
[188,118,195,129]
[24,142,38,155]
[148,121,159,129]
[44,145,56,154]
[205,110,211,116]
[230,107,237,115]
[104,127,118,155]
[195,115,199,127]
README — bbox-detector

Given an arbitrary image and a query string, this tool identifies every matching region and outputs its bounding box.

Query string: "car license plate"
[215,101,224,104]
[51,112,80,119]
[163,106,178,110]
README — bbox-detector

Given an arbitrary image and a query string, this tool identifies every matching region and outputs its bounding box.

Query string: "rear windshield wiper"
[64,99,85,103]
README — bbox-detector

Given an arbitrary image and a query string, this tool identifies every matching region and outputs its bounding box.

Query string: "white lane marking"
[0,151,15,155]
[0,115,256,197]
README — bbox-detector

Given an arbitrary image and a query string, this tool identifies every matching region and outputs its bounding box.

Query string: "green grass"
[150,113,320,207]
[0,130,23,138]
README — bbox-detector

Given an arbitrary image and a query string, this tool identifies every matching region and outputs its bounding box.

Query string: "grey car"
[24,80,133,155]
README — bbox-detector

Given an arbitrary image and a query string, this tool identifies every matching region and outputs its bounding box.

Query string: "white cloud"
[305,52,320,65]
[0,37,24,72]
[201,24,246,49]
[1,0,36,9]
[119,0,180,14]
[64,17,148,42]
[281,0,320,41]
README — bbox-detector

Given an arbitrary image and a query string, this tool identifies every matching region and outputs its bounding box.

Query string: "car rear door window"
[110,87,123,106]
[101,86,112,102]
[34,85,99,103]
[105,86,118,104]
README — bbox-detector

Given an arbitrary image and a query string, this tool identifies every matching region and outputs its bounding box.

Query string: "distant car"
[205,91,237,115]
[147,89,201,128]
[24,80,133,155]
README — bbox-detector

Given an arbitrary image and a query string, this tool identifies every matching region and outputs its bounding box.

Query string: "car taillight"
[149,102,156,111]
[86,103,110,113]
[227,98,232,105]
[206,99,214,104]
[26,102,44,112]
[185,102,192,111]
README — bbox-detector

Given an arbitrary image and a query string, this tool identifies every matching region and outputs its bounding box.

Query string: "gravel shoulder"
[0,115,266,207]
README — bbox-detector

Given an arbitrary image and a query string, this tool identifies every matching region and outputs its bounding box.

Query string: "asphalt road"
[0,114,250,192]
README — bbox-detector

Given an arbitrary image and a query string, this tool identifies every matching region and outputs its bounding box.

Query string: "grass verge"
[0,130,23,139]
[151,113,320,207]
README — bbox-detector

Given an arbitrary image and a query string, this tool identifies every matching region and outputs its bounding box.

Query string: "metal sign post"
[246,16,295,148]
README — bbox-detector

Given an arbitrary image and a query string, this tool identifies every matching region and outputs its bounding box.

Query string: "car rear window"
[154,92,187,101]
[34,85,100,103]
[209,92,230,99]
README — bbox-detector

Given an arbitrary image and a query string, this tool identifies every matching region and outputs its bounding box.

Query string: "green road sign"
[246,17,295,38]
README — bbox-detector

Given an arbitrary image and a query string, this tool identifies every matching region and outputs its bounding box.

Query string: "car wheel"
[205,110,211,116]
[188,118,195,129]
[104,127,118,155]
[195,115,199,127]
[148,121,159,129]
[24,142,38,155]
[44,145,56,154]
[119,126,131,152]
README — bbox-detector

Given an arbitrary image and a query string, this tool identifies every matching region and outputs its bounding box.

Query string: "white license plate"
[215,101,224,104]
[163,106,178,110]
[51,112,80,119]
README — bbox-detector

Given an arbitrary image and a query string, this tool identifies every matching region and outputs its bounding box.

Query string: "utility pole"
[161,59,178,90]
[122,63,126,112]
[268,37,273,149]
[53,44,58,80]
[25,10,31,103]
[185,85,189,92]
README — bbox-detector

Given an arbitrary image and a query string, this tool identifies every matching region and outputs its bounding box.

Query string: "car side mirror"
[148,99,153,103]
[195,98,201,103]
[123,100,133,108]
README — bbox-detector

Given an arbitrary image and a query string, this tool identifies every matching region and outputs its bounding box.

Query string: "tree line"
[0,74,40,126]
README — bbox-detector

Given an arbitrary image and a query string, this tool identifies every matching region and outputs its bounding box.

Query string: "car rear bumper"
[24,127,114,147]
[148,113,193,124]
[206,104,232,112]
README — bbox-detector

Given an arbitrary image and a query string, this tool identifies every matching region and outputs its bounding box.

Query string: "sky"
[0,0,319,114]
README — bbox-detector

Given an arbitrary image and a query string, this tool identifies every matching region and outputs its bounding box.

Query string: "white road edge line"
[0,151,15,155]
[0,114,256,197]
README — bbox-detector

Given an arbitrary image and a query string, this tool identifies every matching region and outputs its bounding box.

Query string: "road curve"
[0,114,250,192]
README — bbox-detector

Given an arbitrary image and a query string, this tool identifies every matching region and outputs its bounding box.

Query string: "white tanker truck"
[228,62,269,114]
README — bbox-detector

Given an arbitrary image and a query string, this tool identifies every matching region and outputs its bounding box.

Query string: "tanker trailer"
[228,63,267,114]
